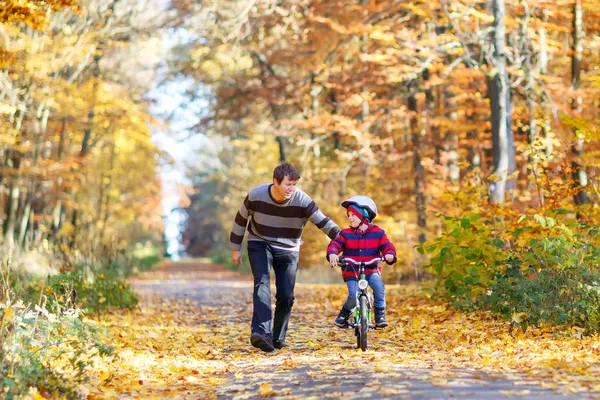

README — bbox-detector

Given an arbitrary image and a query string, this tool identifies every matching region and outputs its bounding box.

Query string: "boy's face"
[272,175,298,200]
[347,211,362,228]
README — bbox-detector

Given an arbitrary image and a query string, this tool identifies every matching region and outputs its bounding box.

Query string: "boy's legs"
[367,272,385,309]
[343,280,358,310]
[247,241,275,351]
[335,280,357,327]
[271,246,299,346]
[368,272,388,327]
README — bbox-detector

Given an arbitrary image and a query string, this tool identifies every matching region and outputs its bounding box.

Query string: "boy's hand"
[329,254,339,268]
[385,254,395,264]
[231,250,243,267]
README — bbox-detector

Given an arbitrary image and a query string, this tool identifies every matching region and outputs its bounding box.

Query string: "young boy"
[326,195,396,328]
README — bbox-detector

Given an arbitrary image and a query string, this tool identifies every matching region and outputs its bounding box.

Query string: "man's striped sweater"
[327,225,396,281]
[230,184,341,251]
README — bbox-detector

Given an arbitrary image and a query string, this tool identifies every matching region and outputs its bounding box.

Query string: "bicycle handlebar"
[339,256,383,266]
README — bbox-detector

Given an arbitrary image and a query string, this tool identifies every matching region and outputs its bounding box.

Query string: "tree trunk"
[4,87,30,245]
[18,102,48,248]
[538,11,548,75]
[99,142,117,243]
[442,87,460,184]
[276,136,286,161]
[409,81,427,246]
[570,0,588,207]
[489,0,515,204]
[4,159,21,246]
[70,43,102,246]
[521,1,543,206]
[50,117,68,239]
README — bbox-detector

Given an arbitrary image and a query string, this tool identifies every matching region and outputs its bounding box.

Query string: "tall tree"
[570,0,589,207]
[488,0,516,204]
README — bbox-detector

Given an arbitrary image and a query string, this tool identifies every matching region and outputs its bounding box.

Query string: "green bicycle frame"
[354,270,372,325]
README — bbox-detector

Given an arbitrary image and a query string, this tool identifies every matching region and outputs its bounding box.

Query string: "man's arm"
[304,200,341,239]
[230,195,251,266]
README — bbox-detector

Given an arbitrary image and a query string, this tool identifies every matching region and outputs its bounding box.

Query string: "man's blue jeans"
[343,272,385,311]
[247,240,299,344]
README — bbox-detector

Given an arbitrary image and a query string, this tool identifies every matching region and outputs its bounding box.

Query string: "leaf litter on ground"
[83,268,600,399]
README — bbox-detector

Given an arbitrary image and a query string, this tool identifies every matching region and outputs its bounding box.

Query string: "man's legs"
[247,241,275,351]
[271,247,299,345]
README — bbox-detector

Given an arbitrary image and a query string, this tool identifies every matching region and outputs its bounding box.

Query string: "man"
[230,162,341,352]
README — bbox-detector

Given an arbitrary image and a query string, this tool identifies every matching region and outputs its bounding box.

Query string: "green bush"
[420,212,600,334]
[416,212,508,308]
[481,224,600,333]
[77,273,138,313]
[0,301,113,398]
[24,272,138,314]
[129,241,163,272]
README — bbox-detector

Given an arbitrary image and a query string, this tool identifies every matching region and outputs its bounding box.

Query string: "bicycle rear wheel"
[359,295,368,350]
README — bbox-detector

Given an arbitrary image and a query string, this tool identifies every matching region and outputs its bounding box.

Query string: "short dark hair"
[273,162,301,184]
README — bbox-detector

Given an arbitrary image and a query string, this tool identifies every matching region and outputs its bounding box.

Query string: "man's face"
[273,175,298,200]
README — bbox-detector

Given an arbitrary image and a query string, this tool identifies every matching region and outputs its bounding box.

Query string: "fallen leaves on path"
[84,269,600,399]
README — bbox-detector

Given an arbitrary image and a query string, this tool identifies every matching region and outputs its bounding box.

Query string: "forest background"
[181,0,600,286]
[1,0,600,397]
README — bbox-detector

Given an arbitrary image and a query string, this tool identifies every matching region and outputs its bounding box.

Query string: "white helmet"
[341,195,378,221]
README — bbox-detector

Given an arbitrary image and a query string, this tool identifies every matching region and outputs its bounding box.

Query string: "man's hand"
[329,254,339,268]
[231,250,243,267]
[385,254,395,264]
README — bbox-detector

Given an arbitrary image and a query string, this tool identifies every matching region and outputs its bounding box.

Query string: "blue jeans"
[343,272,386,310]
[247,240,299,344]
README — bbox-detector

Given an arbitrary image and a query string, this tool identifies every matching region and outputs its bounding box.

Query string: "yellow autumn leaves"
[81,266,600,398]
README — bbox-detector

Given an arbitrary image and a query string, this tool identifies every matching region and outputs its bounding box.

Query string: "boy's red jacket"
[326,224,396,281]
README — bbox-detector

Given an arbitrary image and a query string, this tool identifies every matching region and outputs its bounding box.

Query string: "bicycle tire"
[359,295,368,350]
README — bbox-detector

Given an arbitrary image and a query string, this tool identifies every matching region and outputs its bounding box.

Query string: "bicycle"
[338,256,383,351]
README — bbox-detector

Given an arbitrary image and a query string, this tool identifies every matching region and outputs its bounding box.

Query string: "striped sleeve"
[378,231,396,256]
[326,232,346,260]
[305,201,341,240]
[230,195,251,251]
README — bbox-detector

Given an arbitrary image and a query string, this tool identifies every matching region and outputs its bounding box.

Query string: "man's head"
[273,162,300,184]
[272,162,300,201]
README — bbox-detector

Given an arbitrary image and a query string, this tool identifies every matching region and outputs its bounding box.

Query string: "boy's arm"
[378,231,397,264]
[326,234,345,267]
[326,234,345,260]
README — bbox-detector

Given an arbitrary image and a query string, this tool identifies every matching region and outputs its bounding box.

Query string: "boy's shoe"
[250,333,275,352]
[334,307,352,328]
[375,307,388,328]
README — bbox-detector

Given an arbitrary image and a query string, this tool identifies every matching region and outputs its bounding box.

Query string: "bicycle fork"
[353,291,374,329]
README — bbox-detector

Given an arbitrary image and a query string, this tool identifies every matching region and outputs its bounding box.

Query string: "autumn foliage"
[2,0,600,397]
[0,1,165,268]
[0,2,167,397]
[169,0,600,331]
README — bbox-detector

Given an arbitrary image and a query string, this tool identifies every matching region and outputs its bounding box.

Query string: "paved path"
[131,261,594,400]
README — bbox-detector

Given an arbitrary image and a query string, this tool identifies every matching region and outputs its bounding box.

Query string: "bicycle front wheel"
[359,295,368,351]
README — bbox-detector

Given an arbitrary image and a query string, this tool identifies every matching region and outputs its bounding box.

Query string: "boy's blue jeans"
[343,271,386,310]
